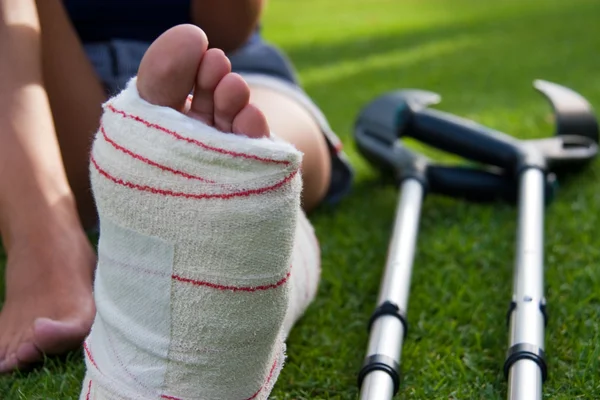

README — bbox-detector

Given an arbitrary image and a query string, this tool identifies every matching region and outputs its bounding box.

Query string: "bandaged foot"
[80,25,320,400]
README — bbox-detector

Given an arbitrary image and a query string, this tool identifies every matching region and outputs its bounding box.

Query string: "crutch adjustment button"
[368,301,408,339]
[503,343,548,382]
[506,300,517,327]
[540,297,548,327]
[358,354,401,395]
[505,299,548,328]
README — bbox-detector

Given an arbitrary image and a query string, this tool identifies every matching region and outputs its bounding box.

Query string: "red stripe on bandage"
[107,104,290,166]
[101,125,216,183]
[172,269,291,292]
[245,359,279,400]
[86,380,92,400]
[91,155,298,200]
[159,358,279,400]
[83,342,99,371]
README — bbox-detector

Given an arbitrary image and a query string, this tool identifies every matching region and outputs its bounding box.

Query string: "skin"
[191,0,265,53]
[0,0,331,373]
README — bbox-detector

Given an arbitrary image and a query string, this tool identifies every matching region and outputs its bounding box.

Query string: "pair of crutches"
[354,80,599,400]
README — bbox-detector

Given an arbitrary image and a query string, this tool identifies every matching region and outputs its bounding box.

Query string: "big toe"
[0,339,38,373]
[137,24,208,111]
[33,317,91,355]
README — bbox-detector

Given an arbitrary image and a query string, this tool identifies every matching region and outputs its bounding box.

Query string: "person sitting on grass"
[0,1,353,398]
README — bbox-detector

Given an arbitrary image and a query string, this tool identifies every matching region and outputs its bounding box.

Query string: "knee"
[190,0,264,53]
[298,130,331,212]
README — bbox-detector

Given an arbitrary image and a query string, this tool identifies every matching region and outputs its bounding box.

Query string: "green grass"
[2,0,600,398]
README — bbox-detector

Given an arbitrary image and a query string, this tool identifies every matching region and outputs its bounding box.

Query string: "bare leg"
[248,87,332,211]
[0,0,99,373]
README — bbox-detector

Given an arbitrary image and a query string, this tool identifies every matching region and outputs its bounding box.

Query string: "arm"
[190,0,265,53]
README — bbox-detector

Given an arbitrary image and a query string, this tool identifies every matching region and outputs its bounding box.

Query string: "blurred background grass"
[1,0,600,398]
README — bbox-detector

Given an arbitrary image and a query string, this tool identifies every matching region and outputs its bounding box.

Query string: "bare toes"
[33,318,91,355]
[16,341,42,366]
[188,48,231,125]
[232,104,270,139]
[213,73,251,133]
[0,353,18,373]
[135,24,269,139]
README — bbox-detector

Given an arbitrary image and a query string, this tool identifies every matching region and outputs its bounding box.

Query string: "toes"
[0,329,42,373]
[0,317,91,374]
[137,24,208,111]
[0,344,41,374]
[0,353,18,374]
[16,341,42,366]
[134,23,268,139]
[188,48,231,125]
[0,325,32,374]
[232,104,270,139]
[213,73,251,133]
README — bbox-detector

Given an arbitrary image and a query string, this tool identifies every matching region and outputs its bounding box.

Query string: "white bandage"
[79,78,320,400]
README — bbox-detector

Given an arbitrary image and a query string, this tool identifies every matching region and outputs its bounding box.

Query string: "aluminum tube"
[506,168,546,400]
[359,179,424,400]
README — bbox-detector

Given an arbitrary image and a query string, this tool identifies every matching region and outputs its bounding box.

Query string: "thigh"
[36,0,107,228]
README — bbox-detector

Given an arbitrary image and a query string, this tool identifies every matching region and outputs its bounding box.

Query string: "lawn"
[2,0,600,398]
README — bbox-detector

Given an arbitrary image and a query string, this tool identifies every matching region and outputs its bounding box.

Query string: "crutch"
[353,89,558,400]
[356,80,598,400]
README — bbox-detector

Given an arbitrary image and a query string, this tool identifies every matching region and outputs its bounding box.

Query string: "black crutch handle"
[426,165,557,204]
[354,103,557,204]
[361,90,525,171]
[368,80,599,175]
[406,107,523,171]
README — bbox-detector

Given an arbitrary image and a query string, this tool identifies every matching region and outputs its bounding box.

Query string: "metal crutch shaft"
[504,168,547,400]
[358,178,424,400]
